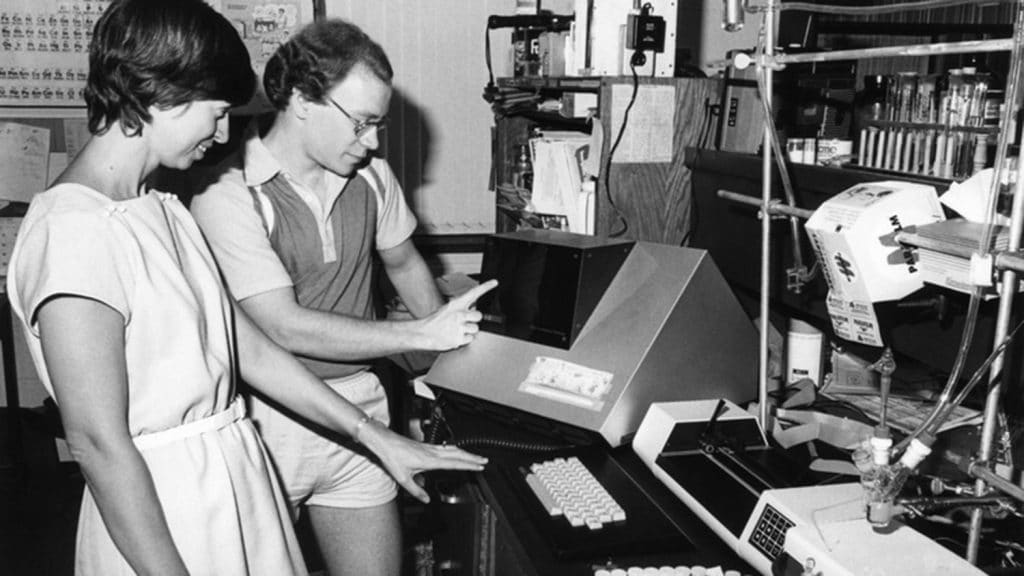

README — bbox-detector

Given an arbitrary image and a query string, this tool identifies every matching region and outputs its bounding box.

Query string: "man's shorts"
[249,370,398,518]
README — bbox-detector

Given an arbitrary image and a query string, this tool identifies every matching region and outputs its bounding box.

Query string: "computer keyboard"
[593,566,744,576]
[500,447,692,560]
[524,456,627,529]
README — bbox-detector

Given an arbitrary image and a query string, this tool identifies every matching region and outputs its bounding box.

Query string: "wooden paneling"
[597,77,720,245]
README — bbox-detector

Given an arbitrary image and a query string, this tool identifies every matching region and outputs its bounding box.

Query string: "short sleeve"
[191,169,294,301]
[367,158,417,251]
[12,207,135,334]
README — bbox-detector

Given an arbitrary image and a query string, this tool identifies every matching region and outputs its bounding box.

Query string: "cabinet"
[491,76,720,244]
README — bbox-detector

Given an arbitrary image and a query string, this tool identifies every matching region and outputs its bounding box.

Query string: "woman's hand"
[357,420,487,503]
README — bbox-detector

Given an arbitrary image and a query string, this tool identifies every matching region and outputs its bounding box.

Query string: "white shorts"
[248,370,398,518]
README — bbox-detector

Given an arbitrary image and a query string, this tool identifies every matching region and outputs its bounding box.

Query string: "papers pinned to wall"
[609,84,676,163]
[0,122,50,203]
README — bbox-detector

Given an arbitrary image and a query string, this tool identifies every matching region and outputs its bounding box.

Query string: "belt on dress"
[133,396,246,451]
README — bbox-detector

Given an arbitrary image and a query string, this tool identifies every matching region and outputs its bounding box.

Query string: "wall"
[326,0,517,241]
[696,0,763,75]
[323,0,756,244]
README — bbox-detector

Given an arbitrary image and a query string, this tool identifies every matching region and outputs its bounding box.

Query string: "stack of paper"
[913,219,1016,296]
[529,132,596,234]
[0,122,50,203]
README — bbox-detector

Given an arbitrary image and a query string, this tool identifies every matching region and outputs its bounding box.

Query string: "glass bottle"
[853,75,889,167]
[514,143,533,190]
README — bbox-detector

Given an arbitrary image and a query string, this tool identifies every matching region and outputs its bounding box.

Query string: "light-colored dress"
[7,184,307,576]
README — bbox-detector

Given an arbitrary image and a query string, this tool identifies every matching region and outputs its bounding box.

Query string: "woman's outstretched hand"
[358,420,487,503]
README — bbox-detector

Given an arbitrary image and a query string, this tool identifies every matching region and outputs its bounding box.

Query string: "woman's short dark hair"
[263,19,393,110]
[85,0,256,136]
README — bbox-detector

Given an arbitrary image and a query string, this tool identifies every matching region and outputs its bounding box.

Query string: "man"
[191,19,495,576]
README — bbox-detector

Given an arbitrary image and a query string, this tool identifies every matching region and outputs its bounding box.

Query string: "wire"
[453,436,573,453]
[424,395,575,453]
[895,0,1024,452]
[697,97,717,150]
[925,316,1024,437]
[893,294,981,452]
[604,59,641,238]
[484,25,495,94]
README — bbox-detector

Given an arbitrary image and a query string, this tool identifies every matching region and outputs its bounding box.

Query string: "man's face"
[305,64,391,177]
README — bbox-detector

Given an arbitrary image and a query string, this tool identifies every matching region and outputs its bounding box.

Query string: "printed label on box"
[826,291,883,347]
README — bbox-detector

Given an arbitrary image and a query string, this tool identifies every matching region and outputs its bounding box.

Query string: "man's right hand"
[416,279,498,351]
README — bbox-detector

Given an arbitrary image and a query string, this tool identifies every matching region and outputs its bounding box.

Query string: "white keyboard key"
[524,473,561,516]
[522,455,626,530]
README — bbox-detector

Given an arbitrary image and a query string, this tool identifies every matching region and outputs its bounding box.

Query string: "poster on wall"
[0,0,110,107]
[0,0,316,109]
[209,0,316,110]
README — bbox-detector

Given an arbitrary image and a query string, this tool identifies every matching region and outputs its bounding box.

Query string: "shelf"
[816,21,1013,38]
[496,76,602,92]
[866,120,998,134]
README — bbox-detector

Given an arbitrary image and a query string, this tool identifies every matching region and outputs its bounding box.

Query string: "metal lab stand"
[725,0,1024,565]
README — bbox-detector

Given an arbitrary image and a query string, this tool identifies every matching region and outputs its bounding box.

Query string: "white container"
[785,319,824,387]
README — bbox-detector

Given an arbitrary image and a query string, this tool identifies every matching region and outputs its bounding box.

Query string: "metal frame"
[738,0,1024,564]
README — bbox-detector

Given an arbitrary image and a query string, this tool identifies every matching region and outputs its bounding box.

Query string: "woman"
[7,1,487,574]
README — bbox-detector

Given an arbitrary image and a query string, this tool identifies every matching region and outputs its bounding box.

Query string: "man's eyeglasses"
[326,97,387,139]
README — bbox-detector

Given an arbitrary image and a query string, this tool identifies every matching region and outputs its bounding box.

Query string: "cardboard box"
[805,180,945,303]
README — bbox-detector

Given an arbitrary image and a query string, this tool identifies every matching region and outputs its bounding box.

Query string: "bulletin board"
[0,109,87,203]
[0,0,110,108]
[0,0,322,109]
[208,0,320,94]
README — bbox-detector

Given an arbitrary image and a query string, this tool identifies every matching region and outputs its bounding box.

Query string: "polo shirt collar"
[239,119,352,196]
[241,119,282,188]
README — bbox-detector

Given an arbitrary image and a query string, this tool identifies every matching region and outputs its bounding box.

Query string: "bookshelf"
[491,75,720,244]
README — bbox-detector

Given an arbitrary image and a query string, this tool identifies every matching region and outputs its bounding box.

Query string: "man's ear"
[290,90,312,120]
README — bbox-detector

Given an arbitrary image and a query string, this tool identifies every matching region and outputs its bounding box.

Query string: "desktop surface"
[429,398,755,576]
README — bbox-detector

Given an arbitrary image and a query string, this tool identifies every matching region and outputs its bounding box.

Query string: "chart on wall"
[0,0,110,107]
[0,0,316,109]
[208,0,316,107]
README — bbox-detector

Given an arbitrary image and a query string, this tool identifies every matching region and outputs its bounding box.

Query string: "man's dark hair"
[85,0,256,136]
[263,19,393,110]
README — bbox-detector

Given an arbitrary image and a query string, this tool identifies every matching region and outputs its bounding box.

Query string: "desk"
[427,401,755,576]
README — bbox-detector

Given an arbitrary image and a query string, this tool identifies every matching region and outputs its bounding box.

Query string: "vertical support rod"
[758,1,777,430]
[967,0,1024,562]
